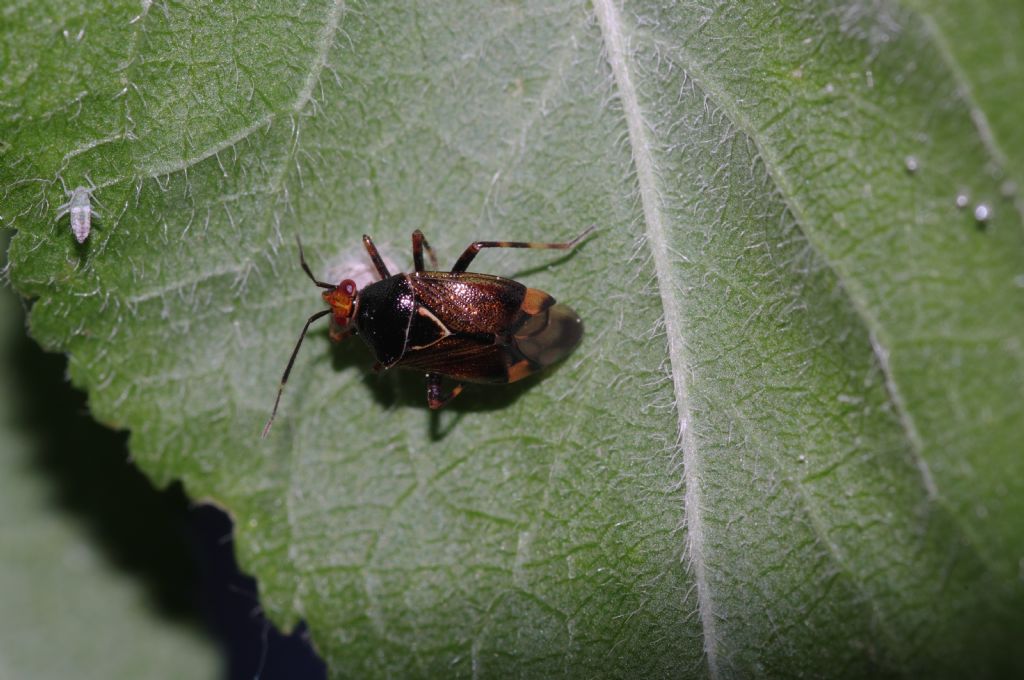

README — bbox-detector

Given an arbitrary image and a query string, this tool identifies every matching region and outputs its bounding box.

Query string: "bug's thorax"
[352,275,418,366]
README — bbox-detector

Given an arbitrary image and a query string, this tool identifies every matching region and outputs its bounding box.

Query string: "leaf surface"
[3,0,1023,677]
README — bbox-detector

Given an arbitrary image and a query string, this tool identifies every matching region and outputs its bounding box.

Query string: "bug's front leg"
[411,230,440,272]
[426,373,464,409]
[362,234,392,279]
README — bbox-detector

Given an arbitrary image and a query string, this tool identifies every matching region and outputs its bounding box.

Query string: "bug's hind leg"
[450,225,595,273]
[426,373,464,410]
[412,230,440,272]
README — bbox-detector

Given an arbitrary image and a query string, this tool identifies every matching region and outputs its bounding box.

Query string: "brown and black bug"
[261,227,594,437]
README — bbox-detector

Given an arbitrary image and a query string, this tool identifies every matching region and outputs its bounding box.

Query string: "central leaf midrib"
[591,0,719,677]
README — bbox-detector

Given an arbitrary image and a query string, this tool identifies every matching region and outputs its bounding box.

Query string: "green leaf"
[3,0,1023,677]
[0,282,220,678]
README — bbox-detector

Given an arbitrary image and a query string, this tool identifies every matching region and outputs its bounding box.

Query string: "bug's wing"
[508,301,584,377]
[398,335,515,384]
[409,272,526,335]
[398,294,584,384]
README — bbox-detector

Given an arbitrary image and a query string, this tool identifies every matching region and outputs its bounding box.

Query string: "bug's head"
[322,279,358,328]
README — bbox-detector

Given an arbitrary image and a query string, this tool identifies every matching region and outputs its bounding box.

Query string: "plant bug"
[261,226,594,437]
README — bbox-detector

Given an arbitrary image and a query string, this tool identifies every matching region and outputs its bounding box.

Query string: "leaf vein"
[901,4,1024,224]
[651,2,1006,587]
[141,0,347,181]
[592,1,719,677]
[655,33,944,508]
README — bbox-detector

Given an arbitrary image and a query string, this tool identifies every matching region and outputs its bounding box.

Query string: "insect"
[56,185,99,244]
[261,226,594,437]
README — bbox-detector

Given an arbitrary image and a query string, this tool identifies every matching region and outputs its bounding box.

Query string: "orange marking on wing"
[507,359,534,383]
[520,288,552,315]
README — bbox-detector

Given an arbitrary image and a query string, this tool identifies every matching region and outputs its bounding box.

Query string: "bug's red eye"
[341,279,357,295]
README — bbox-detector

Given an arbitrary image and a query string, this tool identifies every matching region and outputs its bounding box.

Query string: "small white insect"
[56,185,100,243]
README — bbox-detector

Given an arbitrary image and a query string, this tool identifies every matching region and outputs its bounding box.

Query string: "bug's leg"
[362,234,392,279]
[329,324,354,343]
[261,308,332,438]
[426,373,464,410]
[450,225,595,273]
[411,229,440,272]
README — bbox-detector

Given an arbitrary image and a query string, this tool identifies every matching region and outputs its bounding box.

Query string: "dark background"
[7,286,326,679]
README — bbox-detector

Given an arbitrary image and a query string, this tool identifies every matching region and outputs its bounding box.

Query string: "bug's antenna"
[572,224,597,245]
[261,308,331,438]
[295,235,335,290]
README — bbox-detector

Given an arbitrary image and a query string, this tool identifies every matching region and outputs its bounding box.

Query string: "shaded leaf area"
[189,504,328,680]
[0,280,219,679]
[2,0,1023,678]
[0,261,326,678]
